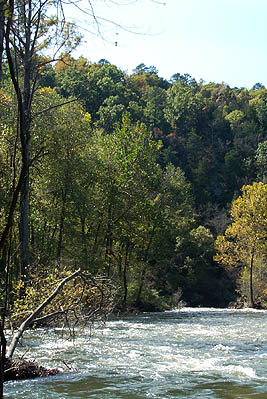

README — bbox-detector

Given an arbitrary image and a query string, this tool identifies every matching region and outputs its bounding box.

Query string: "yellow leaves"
[55,53,73,72]
[225,110,245,129]
[0,125,10,144]
[0,89,12,106]
[214,182,267,272]
[38,87,56,96]
[1,0,11,19]
[82,112,91,125]
[214,235,238,269]
[10,266,111,327]
[11,268,73,323]
[230,182,267,240]
[37,56,52,73]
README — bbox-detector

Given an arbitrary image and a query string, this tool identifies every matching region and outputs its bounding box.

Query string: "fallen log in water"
[4,358,59,382]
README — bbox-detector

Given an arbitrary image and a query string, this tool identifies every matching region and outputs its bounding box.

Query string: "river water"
[5,308,267,398]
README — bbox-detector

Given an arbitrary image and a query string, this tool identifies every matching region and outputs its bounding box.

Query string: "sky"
[69,0,267,89]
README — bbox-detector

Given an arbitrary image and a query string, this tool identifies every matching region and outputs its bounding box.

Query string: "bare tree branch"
[7,269,81,358]
[33,97,80,117]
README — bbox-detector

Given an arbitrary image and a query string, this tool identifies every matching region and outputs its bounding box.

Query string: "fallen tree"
[3,268,118,380]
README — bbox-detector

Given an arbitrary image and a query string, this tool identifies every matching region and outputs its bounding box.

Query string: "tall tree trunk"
[135,226,155,307]
[249,248,255,308]
[92,222,101,256]
[0,234,10,399]
[19,173,30,278]
[18,4,33,279]
[81,216,89,270]
[104,226,113,276]
[0,0,5,76]
[57,200,66,267]
[135,263,146,307]
[105,203,113,276]
[122,242,130,306]
[57,188,68,267]
[0,321,6,399]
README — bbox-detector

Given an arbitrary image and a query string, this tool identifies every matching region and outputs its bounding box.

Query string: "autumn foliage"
[215,182,267,307]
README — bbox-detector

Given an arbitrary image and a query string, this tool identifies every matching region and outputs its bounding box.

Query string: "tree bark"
[0,322,6,399]
[18,2,33,279]
[122,242,130,305]
[0,165,28,251]
[81,216,89,270]
[57,190,67,266]
[249,248,255,308]
[19,173,30,278]
[135,226,155,307]
[0,0,6,76]
[104,221,113,277]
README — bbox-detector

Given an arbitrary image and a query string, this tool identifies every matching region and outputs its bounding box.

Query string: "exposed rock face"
[4,358,59,382]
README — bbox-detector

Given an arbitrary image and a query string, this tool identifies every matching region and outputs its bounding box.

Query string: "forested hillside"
[1,56,267,311]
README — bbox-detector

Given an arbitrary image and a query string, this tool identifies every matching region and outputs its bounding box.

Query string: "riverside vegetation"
[0,0,266,394]
[1,61,266,314]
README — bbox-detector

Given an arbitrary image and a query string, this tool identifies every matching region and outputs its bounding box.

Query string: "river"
[4,308,267,398]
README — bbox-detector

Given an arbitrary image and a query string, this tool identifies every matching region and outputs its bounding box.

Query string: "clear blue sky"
[71,0,267,89]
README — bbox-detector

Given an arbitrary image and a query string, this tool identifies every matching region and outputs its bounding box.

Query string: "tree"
[30,87,92,268]
[170,72,198,88]
[215,182,267,307]
[0,0,80,280]
[56,61,126,119]
[138,164,195,307]
[0,0,168,394]
[133,63,158,75]
[6,268,117,359]
[85,117,161,284]
[164,82,203,133]
[255,140,267,183]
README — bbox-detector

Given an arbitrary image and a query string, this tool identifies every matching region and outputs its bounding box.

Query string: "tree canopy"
[1,2,267,393]
[215,182,267,307]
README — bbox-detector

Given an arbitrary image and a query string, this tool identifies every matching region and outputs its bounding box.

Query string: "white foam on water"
[170,307,267,314]
[127,349,142,359]
[213,344,233,352]
[222,364,257,378]
[5,309,267,398]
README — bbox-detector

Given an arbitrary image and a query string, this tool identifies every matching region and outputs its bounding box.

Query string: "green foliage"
[255,141,267,183]
[225,110,245,129]
[10,266,117,329]
[126,280,169,312]
[3,53,267,312]
[164,83,203,132]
